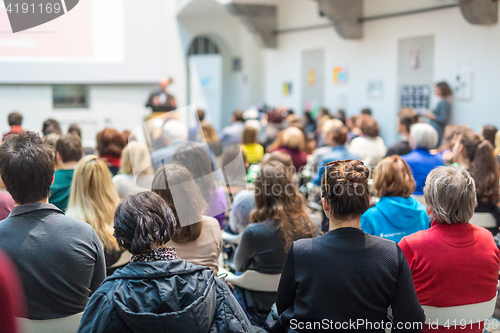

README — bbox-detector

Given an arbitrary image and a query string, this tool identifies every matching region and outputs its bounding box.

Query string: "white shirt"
[348,136,387,167]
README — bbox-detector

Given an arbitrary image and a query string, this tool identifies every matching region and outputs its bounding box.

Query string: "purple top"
[203,188,226,229]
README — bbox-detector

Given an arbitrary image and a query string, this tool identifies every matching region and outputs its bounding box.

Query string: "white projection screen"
[0,0,162,83]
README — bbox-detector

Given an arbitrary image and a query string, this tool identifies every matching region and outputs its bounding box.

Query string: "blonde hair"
[281,127,305,151]
[322,119,344,134]
[494,131,500,157]
[67,155,120,251]
[120,141,153,176]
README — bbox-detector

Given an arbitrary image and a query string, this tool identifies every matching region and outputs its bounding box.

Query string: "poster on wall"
[283,82,293,96]
[409,48,422,72]
[307,69,316,86]
[368,80,383,99]
[455,69,472,100]
[400,85,431,108]
[333,66,347,84]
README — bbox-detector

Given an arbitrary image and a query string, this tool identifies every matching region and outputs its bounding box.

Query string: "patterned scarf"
[130,247,180,263]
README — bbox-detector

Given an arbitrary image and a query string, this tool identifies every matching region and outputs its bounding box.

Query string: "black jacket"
[77,259,255,333]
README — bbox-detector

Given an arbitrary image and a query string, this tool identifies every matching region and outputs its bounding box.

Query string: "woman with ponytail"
[452,129,500,233]
[269,160,425,333]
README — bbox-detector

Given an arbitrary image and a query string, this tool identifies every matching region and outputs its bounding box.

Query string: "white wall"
[0,84,155,146]
[264,0,500,146]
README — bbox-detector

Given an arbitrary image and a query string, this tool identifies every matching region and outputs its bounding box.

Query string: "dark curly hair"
[113,192,177,255]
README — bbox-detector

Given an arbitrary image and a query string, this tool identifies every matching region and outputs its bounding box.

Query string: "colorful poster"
[283,82,292,96]
[307,69,316,86]
[333,67,347,84]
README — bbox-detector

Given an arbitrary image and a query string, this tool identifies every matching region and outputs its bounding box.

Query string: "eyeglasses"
[323,159,359,191]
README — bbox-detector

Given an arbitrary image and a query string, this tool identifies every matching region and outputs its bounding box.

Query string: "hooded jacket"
[361,196,429,243]
[77,259,255,333]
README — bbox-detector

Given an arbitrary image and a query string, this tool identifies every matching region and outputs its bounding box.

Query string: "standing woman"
[422,81,453,146]
[234,161,317,326]
[67,155,125,276]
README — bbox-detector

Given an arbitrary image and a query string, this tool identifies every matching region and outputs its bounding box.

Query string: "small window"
[52,85,89,109]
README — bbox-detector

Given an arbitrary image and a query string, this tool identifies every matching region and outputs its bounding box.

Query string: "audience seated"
[3,112,25,141]
[272,127,308,172]
[66,155,124,276]
[261,151,295,180]
[270,160,425,333]
[361,156,429,242]
[433,124,468,163]
[68,123,82,138]
[386,108,419,157]
[112,141,154,199]
[151,164,222,273]
[228,189,256,234]
[313,125,359,186]
[259,110,284,150]
[307,118,344,173]
[234,161,317,326]
[0,189,15,221]
[402,123,443,195]
[482,125,498,147]
[399,166,500,333]
[241,125,264,164]
[452,129,500,233]
[345,115,361,142]
[0,249,25,333]
[219,110,245,144]
[173,142,227,228]
[199,121,224,156]
[42,118,62,137]
[96,128,125,176]
[0,132,105,319]
[348,115,387,167]
[77,192,254,333]
[49,134,83,211]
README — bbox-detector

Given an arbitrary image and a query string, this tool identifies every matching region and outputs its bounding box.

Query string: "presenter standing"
[146,77,177,112]
[421,81,452,147]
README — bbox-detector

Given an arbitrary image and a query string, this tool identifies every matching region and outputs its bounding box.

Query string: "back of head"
[398,108,419,132]
[162,119,188,143]
[329,126,349,146]
[358,115,379,138]
[321,119,344,135]
[200,122,217,143]
[229,190,256,234]
[242,125,258,145]
[68,124,82,139]
[470,140,500,204]
[262,151,294,176]
[56,134,83,163]
[121,141,153,176]
[233,110,244,122]
[67,155,120,249]
[151,164,206,243]
[252,161,313,251]
[281,127,305,151]
[196,109,205,122]
[361,108,372,116]
[481,125,498,147]
[114,192,177,255]
[410,123,438,150]
[321,160,370,220]
[424,166,476,224]
[8,112,22,127]
[172,142,215,193]
[439,124,469,151]
[42,119,62,136]
[456,129,481,161]
[372,156,415,198]
[0,132,54,205]
[97,128,125,157]
[436,81,453,97]
[220,144,247,184]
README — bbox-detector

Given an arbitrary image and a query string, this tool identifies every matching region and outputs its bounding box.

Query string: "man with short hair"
[219,110,245,144]
[386,108,419,157]
[0,132,105,320]
[3,112,25,141]
[49,134,83,211]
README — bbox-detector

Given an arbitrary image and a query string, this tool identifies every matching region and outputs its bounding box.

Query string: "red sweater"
[399,221,500,333]
[0,250,25,333]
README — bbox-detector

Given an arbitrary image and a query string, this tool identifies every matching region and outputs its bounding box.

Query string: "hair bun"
[344,162,370,183]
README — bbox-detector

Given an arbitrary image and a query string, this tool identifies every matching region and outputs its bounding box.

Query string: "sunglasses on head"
[323,159,362,191]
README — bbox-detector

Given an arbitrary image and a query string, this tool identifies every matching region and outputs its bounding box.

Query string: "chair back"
[17,312,83,333]
[412,195,426,205]
[219,267,281,292]
[469,213,497,229]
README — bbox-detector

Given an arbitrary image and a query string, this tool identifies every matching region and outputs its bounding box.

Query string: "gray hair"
[424,166,477,224]
[229,190,256,234]
[410,123,438,150]
[163,120,188,143]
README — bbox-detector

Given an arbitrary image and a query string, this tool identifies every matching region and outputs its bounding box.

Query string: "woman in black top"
[270,160,425,333]
[234,161,317,326]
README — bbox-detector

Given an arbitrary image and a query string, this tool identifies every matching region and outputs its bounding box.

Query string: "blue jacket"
[402,148,443,195]
[361,196,429,243]
[312,145,360,186]
[77,260,255,333]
